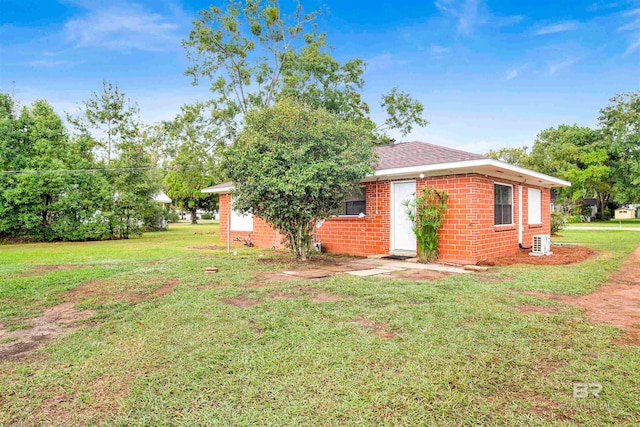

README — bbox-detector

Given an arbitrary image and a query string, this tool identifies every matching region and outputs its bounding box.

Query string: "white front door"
[392,181,417,252]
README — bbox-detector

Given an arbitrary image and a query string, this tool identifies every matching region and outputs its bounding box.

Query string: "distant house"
[615,207,636,220]
[203,141,570,264]
[153,191,172,208]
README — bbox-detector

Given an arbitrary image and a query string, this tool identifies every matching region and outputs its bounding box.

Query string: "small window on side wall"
[334,187,366,216]
[494,183,513,225]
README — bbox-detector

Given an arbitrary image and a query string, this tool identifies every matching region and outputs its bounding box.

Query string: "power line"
[0,166,200,175]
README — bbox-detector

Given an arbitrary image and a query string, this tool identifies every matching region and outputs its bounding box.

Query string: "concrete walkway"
[565,226,640,231]
[343,257,470,277]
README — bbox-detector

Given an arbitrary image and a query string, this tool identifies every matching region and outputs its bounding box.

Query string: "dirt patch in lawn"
[20,264,86,277]
[311,292,343,303]
[66,278,179,304]
[518,304,564,315]
[291,286,344,303]
[268,291,300,299]
[0,278,179,360]
[222,295,261,308]
[0,303,95,360]
[521,245,640,345]
[393,269,452,281]
[478,246,595,267]
[27,374,130,426]
[342,317,396,339]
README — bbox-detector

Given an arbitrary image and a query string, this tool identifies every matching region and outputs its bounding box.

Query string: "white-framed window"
[230,195,253,231]
[528,188,542,224]
[494,183,513,225]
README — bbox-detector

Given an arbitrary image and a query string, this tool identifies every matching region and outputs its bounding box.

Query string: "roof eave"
[365,159,571,188]
[202,186,235,194]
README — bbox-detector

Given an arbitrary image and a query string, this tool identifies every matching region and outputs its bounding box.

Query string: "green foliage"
[526,125,613,220]
[494,92,640,219]
[164,103,219,224]
[566,215,582,224]
[68,81,139,163]
[598,91,640,204]
[485,146,529,166]
[222,99,375,261]
[201,212,212,220]
[0,95,112,241]
[1,84,163,242]
[550,211,565,234]
[167,210,181,223]
[403,188,449,263]
[183,0,426,142]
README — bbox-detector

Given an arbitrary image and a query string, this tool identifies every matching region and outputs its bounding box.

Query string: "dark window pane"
[494,184,513,225]
[346,201,366,215]
[333,187,367,216]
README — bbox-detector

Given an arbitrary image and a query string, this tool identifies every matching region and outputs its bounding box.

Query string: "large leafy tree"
[69,81,139,163]
[70,83,162,238]
[526,125,613,219]
[164,103,219,224]
[183,0,427,142]
[0,94,111,241]
[222,99,375,261]
[598,91,640,204]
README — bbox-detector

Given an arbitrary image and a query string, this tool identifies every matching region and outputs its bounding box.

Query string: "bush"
[551,211,566,234]
[566,215,581,224]
[168,210,180,223]
[201,212,212,220]
[404,188,449,263]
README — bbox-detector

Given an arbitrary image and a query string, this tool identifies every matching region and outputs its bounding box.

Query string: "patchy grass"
[0,225,639,425]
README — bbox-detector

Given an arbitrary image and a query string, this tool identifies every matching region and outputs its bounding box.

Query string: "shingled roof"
[203,140,570,193]
[375,141,486,171]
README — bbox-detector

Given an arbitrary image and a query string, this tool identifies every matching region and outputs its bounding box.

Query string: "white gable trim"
[366,159,571,188]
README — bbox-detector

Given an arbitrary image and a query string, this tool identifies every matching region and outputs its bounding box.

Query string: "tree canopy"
[183,0,427,143]
[222,99,376,260]
[164,103,219,224]
[0,84,166,242]
[485,91,640,219]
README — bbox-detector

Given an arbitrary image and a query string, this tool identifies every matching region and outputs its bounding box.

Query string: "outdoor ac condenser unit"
[531,234,552,256]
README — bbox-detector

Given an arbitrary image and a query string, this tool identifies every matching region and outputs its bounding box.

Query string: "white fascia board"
[202,186,235,194]
[369,159,571,187]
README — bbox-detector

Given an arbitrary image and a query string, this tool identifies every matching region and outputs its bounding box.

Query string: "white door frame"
[390,180,417,254]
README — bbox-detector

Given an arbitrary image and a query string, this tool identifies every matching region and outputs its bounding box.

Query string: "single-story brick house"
[203,141,570,264]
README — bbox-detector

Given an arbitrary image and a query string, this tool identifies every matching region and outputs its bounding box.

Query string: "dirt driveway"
[525,245,640,345]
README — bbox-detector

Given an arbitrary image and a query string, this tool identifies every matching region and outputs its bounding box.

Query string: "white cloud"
[366,53,409,71]
[505,69,519,81]
[533,21,579,36]
[64,3,181,52]
[21,59,80,68]
[434,0,523,37]
[547,58,578,75]
[435,0,483,36]
[619,8,640,54]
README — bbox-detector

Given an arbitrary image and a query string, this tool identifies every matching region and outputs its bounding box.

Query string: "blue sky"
[1,0,638,153]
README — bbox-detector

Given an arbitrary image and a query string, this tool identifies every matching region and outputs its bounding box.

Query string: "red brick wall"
[217,175,552,264]
[218,193,283,248]
[316,181,391,256]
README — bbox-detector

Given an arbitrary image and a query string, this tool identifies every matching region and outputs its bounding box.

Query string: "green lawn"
[1,224,639,426]
[568,219,640,228]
